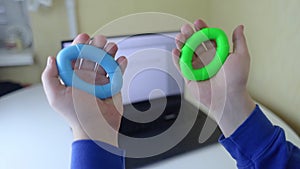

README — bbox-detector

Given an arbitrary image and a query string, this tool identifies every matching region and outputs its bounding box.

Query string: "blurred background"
[0,0,299,137]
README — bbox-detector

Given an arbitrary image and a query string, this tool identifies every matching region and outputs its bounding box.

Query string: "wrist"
[213,89,256,137]
[72,125,119,147]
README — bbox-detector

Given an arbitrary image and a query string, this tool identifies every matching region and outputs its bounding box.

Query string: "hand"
[173,19,256,137]
[41,33,127,146]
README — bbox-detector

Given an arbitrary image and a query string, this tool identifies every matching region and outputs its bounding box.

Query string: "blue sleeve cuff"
[219,105,281,161]
[71,140,125,169]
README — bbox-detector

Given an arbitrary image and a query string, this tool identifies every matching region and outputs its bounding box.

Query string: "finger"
[172,48,203,74]
[94,55,127,85]
[181,23,194,38]
[75,59,98,71]
[203,40,216,50]
[175,33,186,50]
[232,25,248,55]
[72,33,90,45]
[91,36,114,75]
[104,42,118,57]
[194,19,208,31]
[79,42,122,83]
[90,34,107,49]
[172,48,181,71]
[172,48,190,84]
[194,40,216,56]
[116,56,128,75]
[78,35,109,74]
[41,56,66,103]
[71,34,90,70]
[192,50,216,69]
[193,19,214,54]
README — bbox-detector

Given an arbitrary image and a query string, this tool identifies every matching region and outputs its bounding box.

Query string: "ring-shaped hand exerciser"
[56,44,123,99]
[180,28,230,81]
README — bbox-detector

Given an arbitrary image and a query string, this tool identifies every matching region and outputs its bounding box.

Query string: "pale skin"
[41,33,128,147]
[41,19,256,149]
[172,19,256,137]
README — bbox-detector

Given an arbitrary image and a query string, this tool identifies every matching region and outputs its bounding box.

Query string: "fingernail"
[47,57,52,66]
[241,25,244,32]
[119,57,125,62]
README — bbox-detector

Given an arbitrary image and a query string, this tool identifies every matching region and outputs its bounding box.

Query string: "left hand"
[41,33,127,146]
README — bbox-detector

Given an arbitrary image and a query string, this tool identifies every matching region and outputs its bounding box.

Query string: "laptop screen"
[61,32,184,105]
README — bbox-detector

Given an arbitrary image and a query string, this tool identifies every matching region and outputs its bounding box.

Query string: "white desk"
[0,84,72,169]
[142,103,300,169]
[1,84,299,169]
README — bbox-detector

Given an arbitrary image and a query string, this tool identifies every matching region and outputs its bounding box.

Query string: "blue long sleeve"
[70,105,300,169]
[71,140,125,169]
[219,105,300,169]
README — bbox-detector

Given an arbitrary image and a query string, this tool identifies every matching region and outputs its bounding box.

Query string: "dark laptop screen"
[61,32,184,105]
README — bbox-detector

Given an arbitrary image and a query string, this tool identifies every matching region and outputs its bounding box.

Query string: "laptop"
[61,32,221,168]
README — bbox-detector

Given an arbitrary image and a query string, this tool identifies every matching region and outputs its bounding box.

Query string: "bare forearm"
[214,90,256,137]
[72,123,119,147]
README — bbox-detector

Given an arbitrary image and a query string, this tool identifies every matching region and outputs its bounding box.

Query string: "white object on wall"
[65,0,77,38]
[0,0,34,67]
[26,0,52,11]
[26,0,78,38]
[25,0,78,39]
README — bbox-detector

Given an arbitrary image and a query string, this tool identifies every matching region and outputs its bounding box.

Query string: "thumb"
[41,56,66,102]
[232,25,249,55]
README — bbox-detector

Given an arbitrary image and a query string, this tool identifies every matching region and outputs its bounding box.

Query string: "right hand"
[172,19,256,137]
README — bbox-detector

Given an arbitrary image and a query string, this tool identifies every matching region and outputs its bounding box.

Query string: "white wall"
[208,0,300,135]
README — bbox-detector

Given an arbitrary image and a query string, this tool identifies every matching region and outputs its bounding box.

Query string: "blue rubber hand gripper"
[56,44,123,99]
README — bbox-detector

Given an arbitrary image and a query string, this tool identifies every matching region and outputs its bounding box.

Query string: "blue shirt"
[219,105,300,168]
[71,105,300,169]
[71,140,125,169]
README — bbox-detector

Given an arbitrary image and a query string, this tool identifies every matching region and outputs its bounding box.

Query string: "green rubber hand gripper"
[179,28,230,81]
